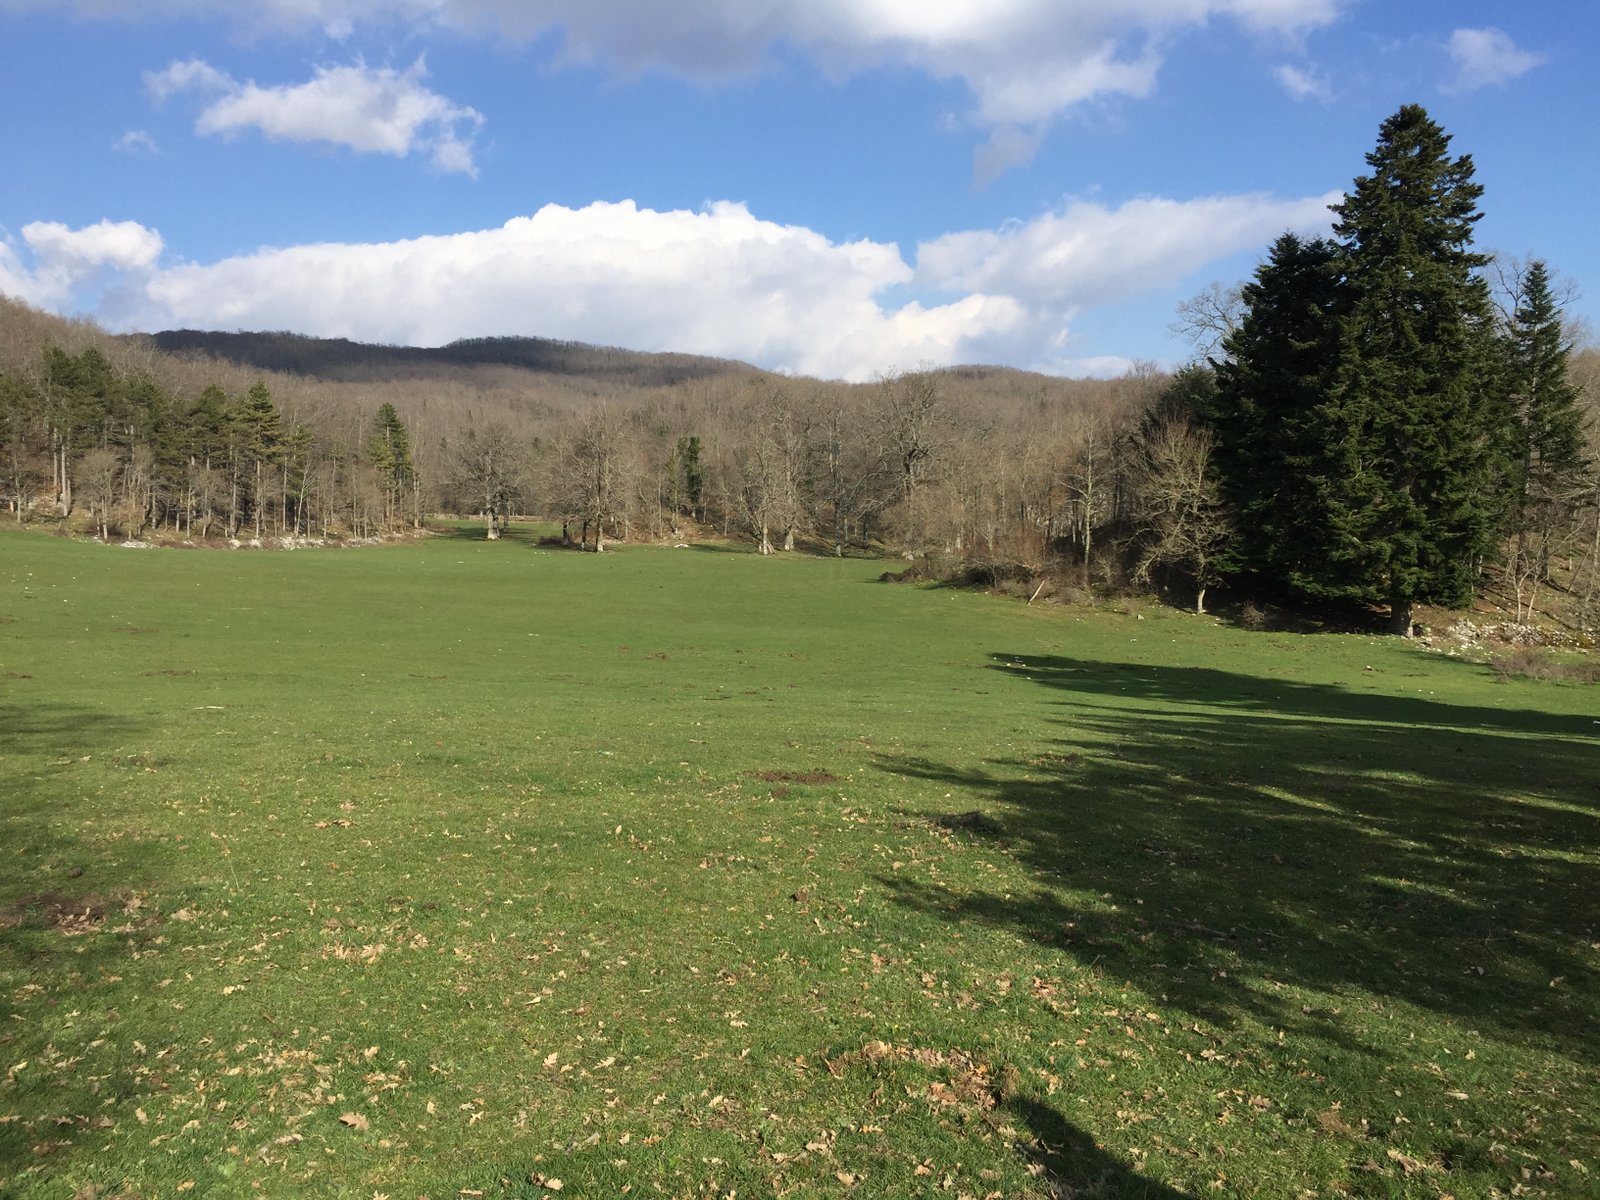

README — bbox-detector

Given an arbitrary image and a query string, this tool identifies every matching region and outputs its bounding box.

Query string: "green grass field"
[1,524,1596,1199]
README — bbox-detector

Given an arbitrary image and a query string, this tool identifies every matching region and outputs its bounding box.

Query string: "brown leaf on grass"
[1315,1107,1359,1137]
[339,1112,370,1132]
[1386,1147,1429,1174]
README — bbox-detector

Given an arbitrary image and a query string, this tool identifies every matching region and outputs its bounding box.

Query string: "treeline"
[0,341,421,540]
[0,293,1160,564]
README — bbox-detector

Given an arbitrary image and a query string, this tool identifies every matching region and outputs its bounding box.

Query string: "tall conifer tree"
[231,380,282,537]
[1316,104,1504,634]
[1501,259,1589,594]
[1209,232,1342,588]
[368,402,415,527]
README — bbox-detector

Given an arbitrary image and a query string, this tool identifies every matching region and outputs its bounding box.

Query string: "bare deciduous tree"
[1130,418,1233,614]
[1170,283,1244,361]
[448,423,527,540]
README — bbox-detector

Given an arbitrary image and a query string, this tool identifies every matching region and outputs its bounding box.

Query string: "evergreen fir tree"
[1507,261,1587,511]
[1317,104,1504,634]
[368,402,415,526]
[1501,259,1590,597]
[1209,232,1343,589]
[231,380,282,537]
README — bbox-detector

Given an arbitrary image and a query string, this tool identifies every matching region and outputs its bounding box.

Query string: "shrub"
[1237,601,1270,632]
[1489,645,1599,684]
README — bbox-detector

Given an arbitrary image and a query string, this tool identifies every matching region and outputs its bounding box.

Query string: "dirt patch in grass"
[934,809,1004,835]
[748,769,838,785]
[1,671,32,679]
[141,668,193,677]
[0,890,157,937]
[111,625,158,635]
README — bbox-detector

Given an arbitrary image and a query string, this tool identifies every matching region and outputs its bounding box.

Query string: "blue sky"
[1,1,1592,380]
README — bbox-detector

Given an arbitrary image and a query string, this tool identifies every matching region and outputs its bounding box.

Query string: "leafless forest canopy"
[2,294,1597,627]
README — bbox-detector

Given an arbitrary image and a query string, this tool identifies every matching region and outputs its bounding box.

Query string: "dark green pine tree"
[1317,104,1505,635]
[1208,232,1343,590]
[1504,260,1589,565]
[43,345,117,513]
[186,385,231,471]
[231,380,283,538]
[368,402,415,527]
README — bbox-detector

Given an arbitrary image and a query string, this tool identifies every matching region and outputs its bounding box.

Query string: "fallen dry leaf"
[1386,1147,1428,1175]
[339,1112,371,1132]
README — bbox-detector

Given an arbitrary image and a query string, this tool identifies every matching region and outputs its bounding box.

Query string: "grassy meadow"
[0,524,1596,1199]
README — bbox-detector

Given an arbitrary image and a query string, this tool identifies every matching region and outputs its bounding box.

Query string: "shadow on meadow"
[0,699,161,935]
[0,702,162,1174]
[876,654,1600,1066]
[1008,1095,1194,1198]
[426,520,550,547]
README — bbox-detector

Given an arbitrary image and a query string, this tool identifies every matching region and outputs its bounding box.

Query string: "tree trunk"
[484,508,498,540]
[1388,596,1414,637]
[1195,585,1207,615]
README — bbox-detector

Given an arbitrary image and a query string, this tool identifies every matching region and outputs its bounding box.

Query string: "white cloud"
[0,219,165,308]
[1443,27,1545,94]
[1273,62,1332,101]
[147,56,483,175]
[113,129,162,154]
[145,56,234,101]
[82,201,1023,380]
[1043,354,1140,379]
[1,191,1335,379]
[21,0,1346,176]
[915,191,1339,307]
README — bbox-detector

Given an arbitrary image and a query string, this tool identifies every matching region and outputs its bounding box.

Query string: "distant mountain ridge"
[148,329,763,390]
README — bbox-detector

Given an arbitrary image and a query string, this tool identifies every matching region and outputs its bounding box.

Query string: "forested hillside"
[0,292,1152,560]
[2,107,1597,634]
[149,329,760,390]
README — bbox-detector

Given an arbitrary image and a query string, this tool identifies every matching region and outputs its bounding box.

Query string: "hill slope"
[148,328,762,390]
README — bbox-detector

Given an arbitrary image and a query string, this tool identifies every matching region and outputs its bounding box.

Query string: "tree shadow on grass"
[876,654,1600,1066]
[1007,1095,1194,1198]
[426,520,552,547]
[0,702,161,1180]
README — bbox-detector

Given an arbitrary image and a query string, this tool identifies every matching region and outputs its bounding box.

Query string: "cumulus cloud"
[0,219,165,309]
[20,0,1346,176]
[1443,27,1545,94]
[1,191,1336,379]
[111,201,1030,380]
[146,56,483,174]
